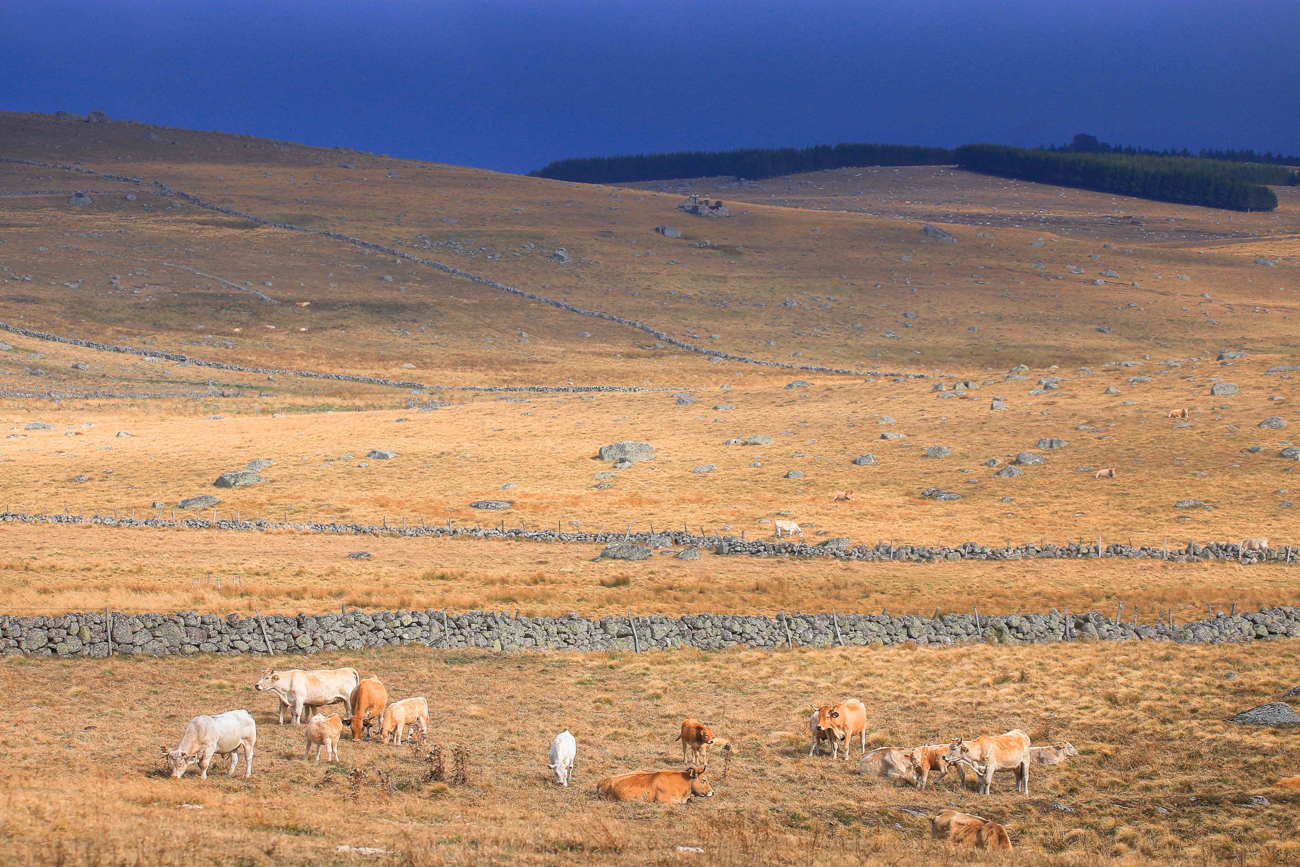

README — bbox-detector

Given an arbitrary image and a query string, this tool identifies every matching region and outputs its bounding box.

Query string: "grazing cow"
[943,730,1031,795]
[858,747,916,783]
[305,713,343,762]
[931,810,1013,851]
[1167,408,1188,419]
[773,520,803,540]
[1275,776,1300,789]
[1241,538,1269,553]
[1094,467,1116,479]
[380,697,429,745]
[908,744,956,790]
[596,767,714,804]
[831,491,856,502]
[254,667,360,725]
[808,706,833,757]
[548,730,576,786]
[162,710,256,780]
[343,677,388,741]
[676,718,715,766]
[1030,742,1079,766]
[812,699,868,761]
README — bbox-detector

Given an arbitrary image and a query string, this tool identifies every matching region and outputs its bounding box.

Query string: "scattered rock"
[675,394,698,405]
[851,454,876,466]
[1254,257,1276,267]
[679,195,729,217]
[745,435,774,446]
[1097,326,1112,334]
[1211,382,1239,396]
[994,466,1024,478]
[921,224,956,243]
[654,225,682,238]
[598,441,655,463]
[25,422,55,430]
[1008,364,1029,375]
[72,474,90,483]
[785,470,805,479]
[1015,452,1046,466]
[1227,703,1300,726]
[880,432,905,440]
[785,380,811,389]
[818,537,852,548]
[1259,417,1287,429]
[68,192,93,207]
[366,449,399,460]
[347,551,372,560]
[1175,499,1205,509]
[552,248,572,264]
[926,445,952,458]
[612,460,633,469]
[71,362,88,370]
[878,416,896,425]
[115,431,131,438]
[1280,447,1300,459]
[675,547,703,561]
[693,465,716,474]
[600,542,652,561]
[87,109,111,123]
[178,495,219,510]
[922,488,961,501]
[1038,437,1069,450]
[990,399,1009,410]
[245,459,275,471]
[1104,386,1121,395]
[214,471,264,488]
[470,500,512,510]
[713,404,737,411]
[1218,350,1247,361]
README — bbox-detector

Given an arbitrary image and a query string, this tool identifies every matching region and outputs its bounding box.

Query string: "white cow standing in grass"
[773,520,803,540]
[548,730,576,786]
[254,667,360,724]
[162,710,257,779]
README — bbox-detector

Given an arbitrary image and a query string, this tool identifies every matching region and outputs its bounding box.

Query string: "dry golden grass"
[2,642,1298,865]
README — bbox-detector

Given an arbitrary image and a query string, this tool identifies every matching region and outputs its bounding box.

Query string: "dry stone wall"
[5,606,1298,659]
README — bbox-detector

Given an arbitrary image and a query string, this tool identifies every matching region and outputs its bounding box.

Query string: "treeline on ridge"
[955,144,1287,212]
[530,143,955,184]
[1052,133,1300,167]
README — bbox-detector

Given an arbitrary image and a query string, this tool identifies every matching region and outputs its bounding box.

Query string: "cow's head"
[686,765,714,798]
[1057,741,1079,758]
[817,704,849,734]
[254,668,280,691]
[907,747,926,773]
[811,704,833,732]
[699,724,715,745]
[161,745,200,779]
[942,738,967,765]
[548,760,570,786]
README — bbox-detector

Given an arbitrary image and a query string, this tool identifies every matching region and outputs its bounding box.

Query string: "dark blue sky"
[4,0,1297,174]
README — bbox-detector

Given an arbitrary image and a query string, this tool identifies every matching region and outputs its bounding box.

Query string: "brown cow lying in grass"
[1030,742,1079,766]
[1167,408,1188,419]
[1094,467,1116,479]
[596,767,714,804]
[931,810,1012,851]
[830,490,856,502]
[943,730,1031,795]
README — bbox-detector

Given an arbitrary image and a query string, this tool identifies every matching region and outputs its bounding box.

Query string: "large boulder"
[68,192,93,207]
[654,225,682,239]
[1227,703,1300,726]
[178,495,220,510]
[214,470,264,488]
[922,224,956,243]
[600,542,652,561]
[1038,437,1069,450]
[367,449,399,460]
[1015,452,1046,466]
[1210,382,1239,396]
[598,442,655,464]
[1259,417,1287,429]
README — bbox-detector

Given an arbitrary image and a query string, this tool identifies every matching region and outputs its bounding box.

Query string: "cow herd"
[162,669,1081,853]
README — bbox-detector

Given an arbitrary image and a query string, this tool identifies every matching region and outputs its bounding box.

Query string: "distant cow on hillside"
[1167,408,1188,419]
[830,491,856,502]
[773,520,803,539]
[931,810,1012,851]
[1094,467,1115,479]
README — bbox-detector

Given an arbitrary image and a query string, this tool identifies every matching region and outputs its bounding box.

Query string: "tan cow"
[943,730,1031,795]
[1094,467,1116,479]
[254,667,360,725]
[596,766,714,804]
[773,520,803,540]
[676,718,715,766]
[858,747,916,783]
[931,810,1013,851]
[344,677,388,741]
[908,744,956,790]
[1167,408,1188,419]
[1030,742,1079,766]
[831,491,856,502]
[808,706,833,757]
[380,697,428,745]
[1241,538,1269,553]
[305,713,343,762]
[813,699,868,761]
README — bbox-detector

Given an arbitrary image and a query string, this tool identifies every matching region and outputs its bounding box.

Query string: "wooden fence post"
[106,608,112,657]
[628,612,640,653]
[780,610,793,648]
[832,609,845,647]
[257,610,274,656]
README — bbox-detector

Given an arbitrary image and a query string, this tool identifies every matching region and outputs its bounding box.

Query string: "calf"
[548,730,576,786]
[1094,467,1116,479]
[813,699,868,761]
[773,520,803,540]
[305,713,343,762]
[1030,742,1079,766]
[931,810,1012,851]
[943,730,1031,795]
[908,744,955,790]
[830,490,856,502]
[676,718,715,766]
[597,766,714,804]
[1167,408,1188,419]
[808,706,833,757]
[162,710,257,779]
[381,697,429,745]
[254,667,359,725]
[343,677,388,741]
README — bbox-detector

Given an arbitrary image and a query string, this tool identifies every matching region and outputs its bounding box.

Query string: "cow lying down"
[596,767,714,804]
[859,745,982,790]
[932,810,1012,851]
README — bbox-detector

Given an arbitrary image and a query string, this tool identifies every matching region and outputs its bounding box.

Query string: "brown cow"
[831,490,856,502]
[343,677,388,741]
[676,718,715,766]
[596,766,714,804]
[931,810,1012,851]
[1275,776,1300,789]
[908,744,955,790]
[813,699,868,761]
[1094,467,1116,479]
[1030,742,1079,766]
[943,730,1031,795]
[1167,408,1188,419]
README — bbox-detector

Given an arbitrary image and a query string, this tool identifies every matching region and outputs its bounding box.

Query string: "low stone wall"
[5,606,1298,659]
[1,511,1294,566]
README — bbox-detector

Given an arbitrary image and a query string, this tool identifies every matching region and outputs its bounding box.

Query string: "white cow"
[254,667,360,724]
[162,710,257,779]
[548,730,577,786]
[773,520,803,540]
